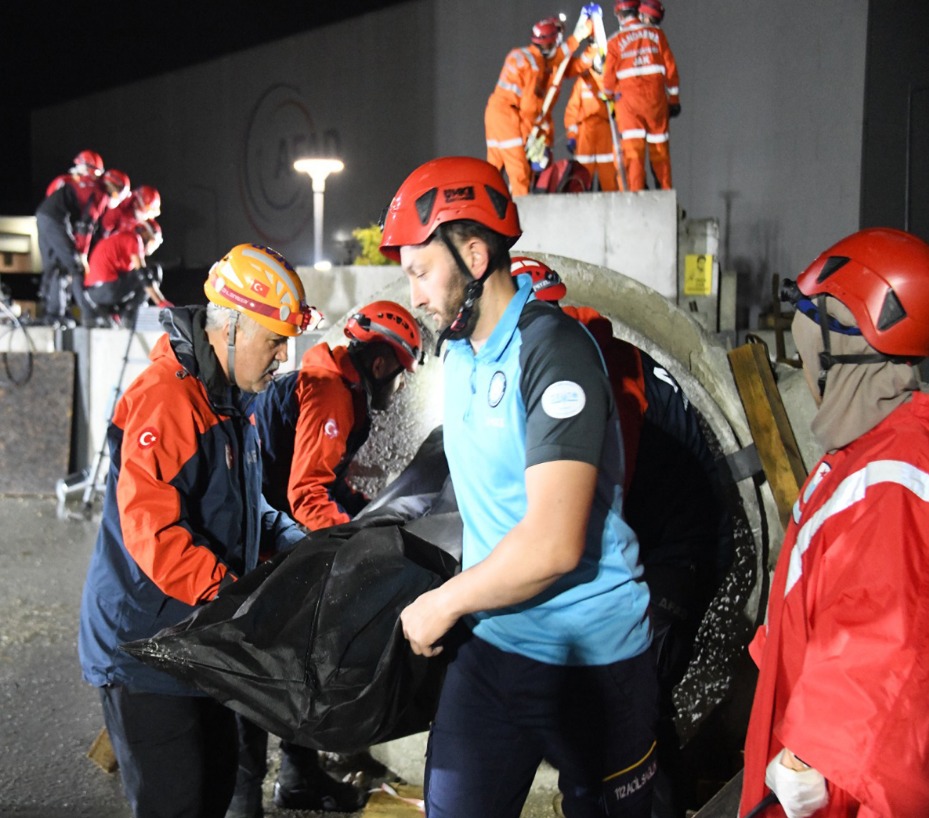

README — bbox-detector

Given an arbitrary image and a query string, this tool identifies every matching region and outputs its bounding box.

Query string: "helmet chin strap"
[814,294,891,397]
[227,311,239,389]
[434,226,492,356]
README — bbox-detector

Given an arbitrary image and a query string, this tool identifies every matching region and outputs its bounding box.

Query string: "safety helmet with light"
[204,244,318,337]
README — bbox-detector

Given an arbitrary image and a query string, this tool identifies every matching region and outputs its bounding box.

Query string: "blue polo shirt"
[443,281,651,666]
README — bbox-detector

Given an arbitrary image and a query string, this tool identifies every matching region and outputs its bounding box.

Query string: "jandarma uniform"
[79,306,305,695]
[443,281,651,665]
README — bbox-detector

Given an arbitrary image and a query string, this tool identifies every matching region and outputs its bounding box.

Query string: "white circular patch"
[488,371,507,407]
[541,380,586,419]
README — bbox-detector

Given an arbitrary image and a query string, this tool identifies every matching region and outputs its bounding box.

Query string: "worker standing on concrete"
[224,300,422,818]
[36,167,130,324]
[381,156,657,817]
[564,46,619,190]
[78,244,316,818]
[45,148,106,196]
[83,219,169,327]
[603,0,680,191]
[740,228,929,818]
[484,10,593,197]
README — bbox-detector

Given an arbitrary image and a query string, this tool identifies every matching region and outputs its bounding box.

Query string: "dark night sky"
[0,0,408,213]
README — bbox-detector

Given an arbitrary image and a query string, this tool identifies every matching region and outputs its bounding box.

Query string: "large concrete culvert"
[313,254,794,796]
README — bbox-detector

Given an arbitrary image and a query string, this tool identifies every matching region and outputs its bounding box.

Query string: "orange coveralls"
[484,36,583,197]
[603,19,679,191]
[564,65,618,191]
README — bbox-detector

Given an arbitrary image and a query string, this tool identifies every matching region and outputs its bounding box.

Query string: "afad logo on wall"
[240,83,341,245]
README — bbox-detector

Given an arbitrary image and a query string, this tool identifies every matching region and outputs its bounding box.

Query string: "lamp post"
[293,157,344,268]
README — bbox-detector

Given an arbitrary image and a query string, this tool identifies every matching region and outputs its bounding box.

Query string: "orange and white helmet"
[204,244,318,337]
[344,300,423,372]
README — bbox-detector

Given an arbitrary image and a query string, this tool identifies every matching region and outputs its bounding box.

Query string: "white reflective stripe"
[576,153,615,163]
[621,129,647,139]
[497,79,522,96]
[520,47,539,71]
[487,137,525,149]
[784,460,929,597]
[646,132,670,144]
[616,64,667,80]
[667,85,679,95]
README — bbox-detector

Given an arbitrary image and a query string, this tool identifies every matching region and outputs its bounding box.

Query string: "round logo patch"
[488,371,507,408]
[138,428,158,448]
[324,418,339,438]
[541,381,586,419]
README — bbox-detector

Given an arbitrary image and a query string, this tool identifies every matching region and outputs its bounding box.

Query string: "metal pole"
[313,186,325,266]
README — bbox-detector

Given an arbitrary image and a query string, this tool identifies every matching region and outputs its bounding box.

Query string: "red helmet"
[795,228,929,358]
[102,169,131,204]
[137,219,163,253]
[531,16,564,50]
[380,156,521,262]
[615,0,640,13]
[133,185,162,219]
[344,300,423,372]
[71,149,104,176]
[639,0,664,22]
[510,256,567,302]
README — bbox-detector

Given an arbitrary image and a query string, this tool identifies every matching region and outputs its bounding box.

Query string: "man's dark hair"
[440,219,512,279]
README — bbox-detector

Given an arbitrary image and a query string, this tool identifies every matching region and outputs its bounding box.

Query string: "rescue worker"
[564,46,619,190]
[36,166,130,323]
[100,184,162,238]
[381,156,657,817]
[603,0,680,191]
[638,0,664,26]
[484,11,592,197]
[78,244,315,818]
[45,148,105,196]
[511,256,733,817]
[83,219,169,328]
[740,228,929,818]
[225,300,422,818]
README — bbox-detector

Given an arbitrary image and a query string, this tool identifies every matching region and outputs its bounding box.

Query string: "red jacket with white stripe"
[603,19,679,108]
[740,392,929,818]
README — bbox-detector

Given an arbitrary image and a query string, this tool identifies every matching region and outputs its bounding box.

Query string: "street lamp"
[293,157,344,269]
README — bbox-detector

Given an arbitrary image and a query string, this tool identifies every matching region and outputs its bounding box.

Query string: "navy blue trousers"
[100,685,238,818]
[424,632,658,818]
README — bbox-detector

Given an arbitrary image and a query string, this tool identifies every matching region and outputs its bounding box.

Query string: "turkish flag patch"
[250,279,269,296]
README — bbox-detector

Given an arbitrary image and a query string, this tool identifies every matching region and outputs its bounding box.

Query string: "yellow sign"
[684,253,713,296]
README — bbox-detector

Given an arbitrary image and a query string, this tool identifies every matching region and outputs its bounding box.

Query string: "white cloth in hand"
[765,752,829,818]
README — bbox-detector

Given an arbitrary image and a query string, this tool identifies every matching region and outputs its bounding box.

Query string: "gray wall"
[31,0,868,325]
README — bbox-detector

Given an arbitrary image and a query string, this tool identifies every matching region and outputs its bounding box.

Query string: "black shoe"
[272,771,367,813]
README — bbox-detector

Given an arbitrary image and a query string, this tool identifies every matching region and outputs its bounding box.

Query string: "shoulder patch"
[138,427,158,448]
[541,381,586,419]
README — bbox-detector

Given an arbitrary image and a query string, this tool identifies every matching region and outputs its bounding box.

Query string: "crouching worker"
[225,300,422,817]
[83,219,170,327]
[78,244,316,818]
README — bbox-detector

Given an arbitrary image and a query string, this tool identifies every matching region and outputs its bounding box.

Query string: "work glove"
[525,133,548,164]
[573,9,594,40]
[765,752,829,818]
[669,103,681,118]
[566,138,577,156]
[531,147,553,172]
[583,3,603,18]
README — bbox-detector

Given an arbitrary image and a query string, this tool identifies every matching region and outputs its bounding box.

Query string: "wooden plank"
[728,341,807,530]
[363,784,424,816]
[86,727,119,773]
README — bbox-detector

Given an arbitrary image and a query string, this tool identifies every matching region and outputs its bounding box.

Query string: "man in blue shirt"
[380,156,657,818]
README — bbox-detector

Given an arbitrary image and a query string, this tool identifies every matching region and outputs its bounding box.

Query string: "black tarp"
[123,518,459,752]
